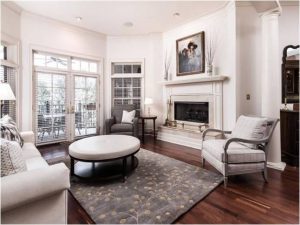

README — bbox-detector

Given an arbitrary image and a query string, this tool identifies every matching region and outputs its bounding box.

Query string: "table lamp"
[144,97,153,116]
[0,82,16,118]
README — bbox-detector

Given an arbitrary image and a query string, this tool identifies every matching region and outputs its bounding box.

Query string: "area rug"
[70,149,223,224]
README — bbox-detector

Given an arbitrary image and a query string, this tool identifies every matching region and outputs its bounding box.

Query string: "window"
[112,63,141,74]
[71,58,98,73]
[34,52,67,70]
[1,44,16,120]
[111,62,143,111]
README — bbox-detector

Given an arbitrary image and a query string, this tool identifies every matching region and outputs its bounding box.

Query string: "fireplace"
[174,102,209,124]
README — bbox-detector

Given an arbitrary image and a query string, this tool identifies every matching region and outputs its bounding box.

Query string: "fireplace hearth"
[174,102,209,124]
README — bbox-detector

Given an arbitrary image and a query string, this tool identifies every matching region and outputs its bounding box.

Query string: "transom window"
[33,51,98,73]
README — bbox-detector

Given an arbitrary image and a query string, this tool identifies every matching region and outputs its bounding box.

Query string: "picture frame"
[176,31,205,76]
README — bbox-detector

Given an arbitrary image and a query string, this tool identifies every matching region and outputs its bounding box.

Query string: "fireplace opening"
[174,102,209,123]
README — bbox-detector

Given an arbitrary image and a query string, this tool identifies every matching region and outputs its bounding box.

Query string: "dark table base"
[70,152,139,182]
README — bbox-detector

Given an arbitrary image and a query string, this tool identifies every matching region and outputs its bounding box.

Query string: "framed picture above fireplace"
[176,31,205,76]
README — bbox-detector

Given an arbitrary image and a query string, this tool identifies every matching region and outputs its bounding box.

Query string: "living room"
[1,0,299,224]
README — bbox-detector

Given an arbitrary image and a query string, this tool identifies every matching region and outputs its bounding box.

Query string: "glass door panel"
[74,75,97,137]
[35,72,68,144]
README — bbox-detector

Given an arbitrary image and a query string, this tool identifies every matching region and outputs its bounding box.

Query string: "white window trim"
[108,58,145,118]
[30,45,104,139]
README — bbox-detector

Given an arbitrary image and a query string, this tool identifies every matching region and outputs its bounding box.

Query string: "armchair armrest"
[20,131,35,143]
[202,128,231,141]
[132,117,139,137]
[1,163,70,212]
[105,117,115,134]
[223,137,269,163]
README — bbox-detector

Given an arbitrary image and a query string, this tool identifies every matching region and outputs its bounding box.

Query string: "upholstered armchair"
[105,104,139,137]
[201,115,279,187]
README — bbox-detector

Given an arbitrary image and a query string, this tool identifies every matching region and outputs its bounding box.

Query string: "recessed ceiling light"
[123,22,133,27]
[75,16,82,22]
[173,12,180,17]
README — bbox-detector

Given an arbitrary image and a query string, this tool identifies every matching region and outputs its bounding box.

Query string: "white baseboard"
[267,161,286,171]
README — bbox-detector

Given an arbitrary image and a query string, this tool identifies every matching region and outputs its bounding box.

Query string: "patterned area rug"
[70,149,223,224]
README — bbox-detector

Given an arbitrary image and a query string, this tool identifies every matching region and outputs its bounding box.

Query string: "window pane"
[46,56,57,68]
[113,78,123,87]
[123,88,133,98]
[133,65,141,73]
[75,76,85,88]
[114,88,123,98]
[133,88,140,97]
[34,53,46,67]
[89,62,97,73]
[81,61,89,72]
[72,59,80,70]
[124,65,132,73]
[57,57,67,69]
[53,75,65,87]
[113,65,123,74]
[37,73,52,87]
[114,99,123,105]
[124,78,132,87]
[132,78,141,87]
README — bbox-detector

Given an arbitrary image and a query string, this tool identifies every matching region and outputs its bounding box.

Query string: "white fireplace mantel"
[160,75,228,86]
[158,75,228,149]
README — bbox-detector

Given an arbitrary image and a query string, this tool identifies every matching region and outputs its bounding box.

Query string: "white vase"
[207,64,213,76]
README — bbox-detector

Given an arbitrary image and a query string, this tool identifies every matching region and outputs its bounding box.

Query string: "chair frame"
[201,117,279,187]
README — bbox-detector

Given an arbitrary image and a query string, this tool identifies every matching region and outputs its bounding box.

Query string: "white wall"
[236,5,262,116]
[105,34,164,127]
[20,12,106,131]
[1,3,20,41]
[162,2,237,130]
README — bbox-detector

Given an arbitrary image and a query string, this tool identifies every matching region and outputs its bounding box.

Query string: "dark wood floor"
[38,136,299,224]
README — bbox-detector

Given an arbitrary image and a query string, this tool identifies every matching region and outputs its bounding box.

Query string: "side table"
[139,115,157,143]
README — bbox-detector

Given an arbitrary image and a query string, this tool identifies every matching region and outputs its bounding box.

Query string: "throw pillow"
[0,115,24,147]
[231,115,267,148]
[1,139,26,177]
[121,110,136,124]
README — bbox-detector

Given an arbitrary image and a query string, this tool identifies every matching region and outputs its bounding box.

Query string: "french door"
[34,72,99,145]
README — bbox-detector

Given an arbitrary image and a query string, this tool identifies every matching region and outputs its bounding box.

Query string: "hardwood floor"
[38,136,299,224]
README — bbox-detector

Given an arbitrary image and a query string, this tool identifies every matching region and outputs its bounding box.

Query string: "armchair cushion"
[232,116,267,140]
[202,139,265,163]
[231,115,267,148]
[121,110,136,124]
[111,123,133,133]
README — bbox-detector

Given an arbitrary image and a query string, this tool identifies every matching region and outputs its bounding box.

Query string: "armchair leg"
[224,176,228,188]
[201,157,205,168]
[262,167,268,182]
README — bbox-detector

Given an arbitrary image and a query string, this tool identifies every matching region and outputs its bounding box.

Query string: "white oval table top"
[69,135,140,161]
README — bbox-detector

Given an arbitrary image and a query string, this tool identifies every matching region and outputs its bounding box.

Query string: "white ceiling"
[13,1,228,35]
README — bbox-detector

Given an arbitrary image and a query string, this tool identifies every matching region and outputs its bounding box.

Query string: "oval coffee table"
[69,135,140,181]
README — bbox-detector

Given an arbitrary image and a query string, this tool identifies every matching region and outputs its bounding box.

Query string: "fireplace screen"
[174,102,209,123]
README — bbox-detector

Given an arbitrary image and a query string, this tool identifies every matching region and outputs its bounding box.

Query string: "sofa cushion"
[1,139,26,177]
[26,157,49,171]
[22,143,41,160]
[111,123,133,133]
[0,115,24,147]
[202,139,265,163]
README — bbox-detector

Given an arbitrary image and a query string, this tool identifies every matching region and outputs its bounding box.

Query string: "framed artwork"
[176,31,205,76]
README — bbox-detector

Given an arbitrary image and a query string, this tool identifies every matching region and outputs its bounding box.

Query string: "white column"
[261,12,285,170]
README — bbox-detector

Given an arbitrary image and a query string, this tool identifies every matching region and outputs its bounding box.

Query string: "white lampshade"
[0,83,16,100]
[144,97,153,105]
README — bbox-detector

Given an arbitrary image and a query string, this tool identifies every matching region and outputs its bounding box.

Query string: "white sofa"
[1,131,70,224]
